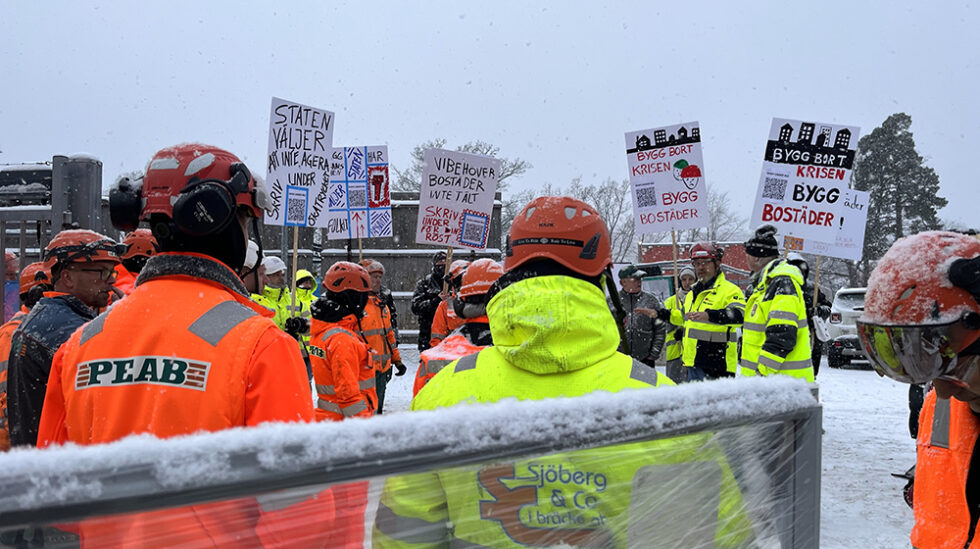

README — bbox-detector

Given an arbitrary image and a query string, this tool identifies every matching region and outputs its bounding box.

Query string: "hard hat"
[120,229,160,260]
[459,258,505,298]
[359,259,384,274]
[449,259,470,279]
[43,229,121,270]
[262,256,287,275]
[690,242,723,261]
[19,262,50,295]
[858,231,980,384]
[243,240,260,271]
[323,261,370,293]
[505,196,612,277]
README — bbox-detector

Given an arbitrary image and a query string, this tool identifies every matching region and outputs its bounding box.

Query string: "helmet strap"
[251,216,264,294]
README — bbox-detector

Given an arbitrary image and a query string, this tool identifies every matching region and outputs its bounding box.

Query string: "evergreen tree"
[851,113,946,283]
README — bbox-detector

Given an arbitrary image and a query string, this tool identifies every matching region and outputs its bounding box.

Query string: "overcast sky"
[2,1,977,232]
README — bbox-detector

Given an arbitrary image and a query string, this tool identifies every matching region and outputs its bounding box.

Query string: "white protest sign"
[264,97,335,227]
[751,117,861,241]
[415,149,500,249]
[782,188,870,261]
[325,146,392,240]
[625,122,710,233]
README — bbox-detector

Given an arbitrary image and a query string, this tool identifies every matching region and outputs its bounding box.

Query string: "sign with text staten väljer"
[415,149,500,249]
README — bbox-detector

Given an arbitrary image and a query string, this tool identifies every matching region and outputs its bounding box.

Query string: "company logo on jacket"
[75,357,210,391]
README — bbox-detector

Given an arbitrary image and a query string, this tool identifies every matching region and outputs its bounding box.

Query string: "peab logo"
[75,356,210,391]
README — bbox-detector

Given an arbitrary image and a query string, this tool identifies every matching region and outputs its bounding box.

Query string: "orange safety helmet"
[449,259,470,279]
[690,242,724,261]
[459,258,504,298]
[121,229,160,260]
[359,259,384,274]
[19,262,50,294]
[323,261,371,293]
[505,196,612,277]
[43,229,121,270]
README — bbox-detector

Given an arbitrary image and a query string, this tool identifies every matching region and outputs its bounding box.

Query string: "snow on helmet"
[449,259,470,279]
[43,229,121,270]
[786,252,809,280]
[505,196,612,277]
[120,229,160,260]
[323,261,371,293]
[18,262,50,295]
[690,242,723,261]
[459,258,504,298]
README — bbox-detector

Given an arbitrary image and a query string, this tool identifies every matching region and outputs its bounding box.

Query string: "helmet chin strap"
[251,216,264,294]
[603,266,631,356]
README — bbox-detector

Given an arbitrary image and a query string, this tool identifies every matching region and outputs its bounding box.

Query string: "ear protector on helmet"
[171,163,252,237]
[109,176,143,232]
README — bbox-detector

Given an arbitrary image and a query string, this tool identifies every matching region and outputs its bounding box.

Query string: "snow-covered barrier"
[0,377,821,548]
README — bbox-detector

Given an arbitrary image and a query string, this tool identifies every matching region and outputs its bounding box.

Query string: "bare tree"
[393,139,530,193]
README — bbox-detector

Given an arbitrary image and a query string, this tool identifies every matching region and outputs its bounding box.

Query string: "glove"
[284,317,309,339]
[817,305,831,320]
[311,298,344,322]
[393,361,407,376]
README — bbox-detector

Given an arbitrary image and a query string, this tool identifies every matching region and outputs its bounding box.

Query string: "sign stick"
[812,255,822,314]
[289,226,299,319]
[442,247,454,294]
[671,230,679,296]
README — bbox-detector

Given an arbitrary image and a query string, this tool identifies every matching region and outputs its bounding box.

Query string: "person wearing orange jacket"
[358,259,406,415]
[309,260,376,547]
[429,259,469,347]
[0,262,50,452]
[36,143,330,548]
[414,258,501,398]
[113,228,159,295]
[856,231,980,549]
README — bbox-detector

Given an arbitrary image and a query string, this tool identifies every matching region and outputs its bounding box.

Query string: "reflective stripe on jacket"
[912,390,980,549]
[0,309,27,452]
[310,315,374,421]
[669,273,744,374]
[739,259,813,382]
[358,294,401,374]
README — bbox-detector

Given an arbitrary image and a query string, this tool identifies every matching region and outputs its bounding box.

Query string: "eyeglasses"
[691,259,715,268]
[69,267,118,281]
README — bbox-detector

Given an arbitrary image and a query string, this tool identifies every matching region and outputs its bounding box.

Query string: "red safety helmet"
[121,229,160,260]
[690,242,723,261]
[459,258,504,298]
[505,196,612,277]
[323,261,371,293]
[858,231,980,384]
[43,230,121,270]
[19,262,50,294]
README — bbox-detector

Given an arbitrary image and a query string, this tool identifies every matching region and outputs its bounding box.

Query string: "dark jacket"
[7,293,98,447]
[800,281,832,330]
[613,290,666,364]
[411,274,443,351]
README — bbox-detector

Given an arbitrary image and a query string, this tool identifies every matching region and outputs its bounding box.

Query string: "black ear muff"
[109,179,142,232]
[172,181,236,237]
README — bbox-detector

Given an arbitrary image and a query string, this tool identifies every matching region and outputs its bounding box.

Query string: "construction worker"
[7,229,122,448]
[287,269,317,341]
[0,262,50,452]
[357,259,405,414]
[429,259,468,347]
[786,252,832,376]
[414,258,501,397]
[855,230,980,549]
[261,255,291,330]
[663,265,696,383]
[36,144,324,547]
[3,251,18,322]
[374,196,752,548]
[637,242,745,381]
[114,228,160,295]
[614,264,666,370]
[411,251,448,351]
[739,225,813,381]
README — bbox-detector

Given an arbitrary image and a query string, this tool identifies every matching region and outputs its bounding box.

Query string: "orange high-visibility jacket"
[36,252,321,548]
[415,318,489,397]
[429,299,465,348]
[112,264,137,295]
[0,307,27,452]
[357,294,401,373]
[912,390,980,549]
[310,314,375,421]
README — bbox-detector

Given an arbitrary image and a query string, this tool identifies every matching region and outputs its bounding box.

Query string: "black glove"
[393,361,407,376]
[817,305,831,320]
[284,317,309,339]
[311,298,344,322]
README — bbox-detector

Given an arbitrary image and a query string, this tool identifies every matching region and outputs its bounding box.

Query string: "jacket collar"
[136,252,249,297]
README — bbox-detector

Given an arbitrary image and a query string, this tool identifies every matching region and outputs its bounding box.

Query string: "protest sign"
[625,122,710,234]
[415,149,500,249]
[782,188,870,261]
[264,97,335,227]
[751,118,861,242]
[324,146,392,240]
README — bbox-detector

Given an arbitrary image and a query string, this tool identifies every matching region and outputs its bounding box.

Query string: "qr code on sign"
[459,210,489,248]
[636,186,657,208]
[285,186,308,226]
[763,176,788,200]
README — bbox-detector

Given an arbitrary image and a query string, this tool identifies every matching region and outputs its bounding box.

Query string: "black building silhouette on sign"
[692,127,700,140]
[635,135,651,150]
[779,123,794,142]
[815,126,832,147]
[654,129,667,145]
[834,128,852,150]
[798,123,815,145]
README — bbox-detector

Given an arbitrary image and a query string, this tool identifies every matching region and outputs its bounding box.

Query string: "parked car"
[826,287,870,369]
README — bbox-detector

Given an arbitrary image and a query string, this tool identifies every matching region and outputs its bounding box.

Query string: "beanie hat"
[679,266,696,279]
[433,251,447,265]
[262,255,286,275]
[744,224,780,258]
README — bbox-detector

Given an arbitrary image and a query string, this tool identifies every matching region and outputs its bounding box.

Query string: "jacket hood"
[765,258,804,286]
[486,275,620,374]
[296,269,317,288]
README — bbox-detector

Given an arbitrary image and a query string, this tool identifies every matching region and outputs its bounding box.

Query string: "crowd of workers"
[0,142,977,547]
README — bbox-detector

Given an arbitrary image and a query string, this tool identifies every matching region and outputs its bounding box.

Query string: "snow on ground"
[382,346,917,548]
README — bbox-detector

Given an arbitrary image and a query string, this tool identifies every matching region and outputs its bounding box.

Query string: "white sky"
[2,1,977,229]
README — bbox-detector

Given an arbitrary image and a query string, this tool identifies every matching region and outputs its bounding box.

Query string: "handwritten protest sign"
[625,122,710,234]
[781,188,870,261]
[415,149,500,249]
[324,146,392,240]
[264,97,335,227]
[751,118,861,242]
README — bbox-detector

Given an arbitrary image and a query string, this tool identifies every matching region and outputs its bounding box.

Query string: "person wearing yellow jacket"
[373,197,752,548]
[739,225,813,381]
[662,265,696,383]
[285,268,317,344]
